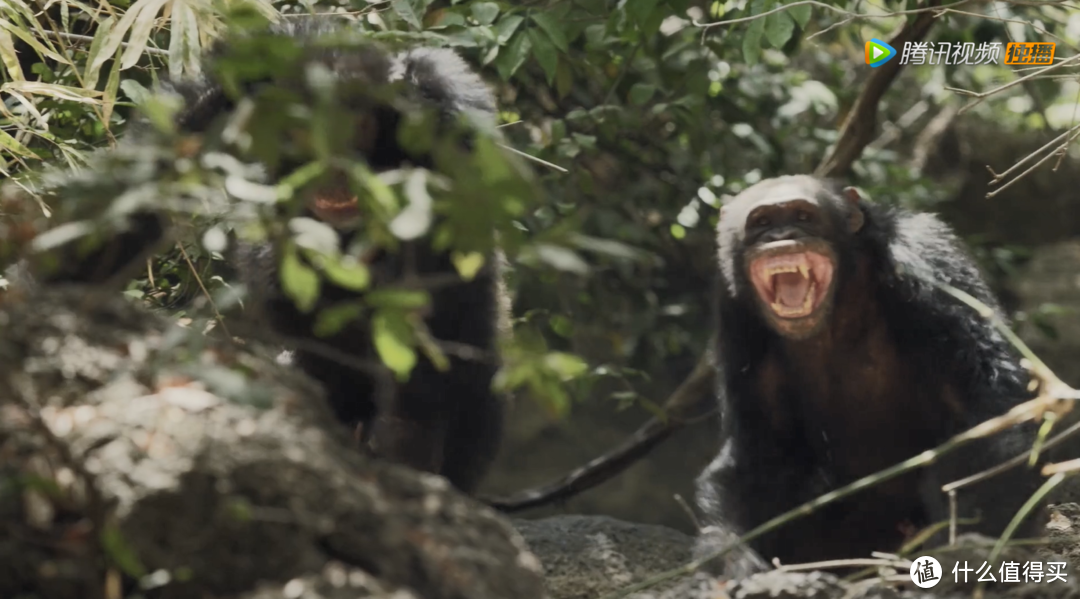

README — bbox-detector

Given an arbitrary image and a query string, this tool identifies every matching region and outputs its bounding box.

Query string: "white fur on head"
[716,175,833,297]
[389,47,498,130]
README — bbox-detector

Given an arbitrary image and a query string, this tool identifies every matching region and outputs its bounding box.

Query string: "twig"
[775,557,908,572]
[942,417,1080,493]
[980,472,1068,594]
[946,53,1080,113]
[496,142,569,173]
[986,126,1080,198]
[483,353,715,512]
[805,16,855,42]
[935,8,1073,47]
[1042,457,1080,475]
[987,124,1080,183]
[674,493,703,531]
[175,240,233,339]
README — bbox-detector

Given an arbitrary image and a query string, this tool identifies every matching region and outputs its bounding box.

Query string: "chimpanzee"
[694,175,1052,574]
[20,17,511,495]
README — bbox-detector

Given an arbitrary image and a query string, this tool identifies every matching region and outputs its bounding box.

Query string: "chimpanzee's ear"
[841,186,865,233]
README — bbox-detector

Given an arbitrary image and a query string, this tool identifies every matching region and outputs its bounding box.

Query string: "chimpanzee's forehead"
[732,175,828,206]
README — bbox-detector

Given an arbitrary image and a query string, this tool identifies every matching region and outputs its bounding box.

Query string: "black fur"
[695,175,1047,574]
[25,17,508,495]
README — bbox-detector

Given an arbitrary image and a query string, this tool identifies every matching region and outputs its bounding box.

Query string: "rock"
[0,288,545,599]
[514,515,694,599]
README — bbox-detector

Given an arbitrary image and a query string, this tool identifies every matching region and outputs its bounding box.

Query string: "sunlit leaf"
[280,244,320,314]
[494,15,525,45]
[366,289,431,310]
[0,28,24,81]
[372,310,417,380]
[389,169,433,240]
[535,244,589,274]
[544,352,588,380]
[321,257,371,291]
[2,81,102,104]
[471,2,500,25]
[452,251,486,281]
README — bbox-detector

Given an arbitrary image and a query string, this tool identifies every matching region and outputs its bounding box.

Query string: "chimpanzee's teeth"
[770,281,816,317]
[764,263,811,279]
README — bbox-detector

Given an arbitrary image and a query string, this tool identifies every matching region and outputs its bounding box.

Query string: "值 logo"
[864,38,897,68]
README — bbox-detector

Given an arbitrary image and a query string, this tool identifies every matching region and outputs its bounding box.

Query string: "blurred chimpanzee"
[24,17,510,495]
[694,175,1051,574]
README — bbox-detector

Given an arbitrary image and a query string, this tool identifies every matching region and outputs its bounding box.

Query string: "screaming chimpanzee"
[21,17,511,495]
[694,175,1050,574]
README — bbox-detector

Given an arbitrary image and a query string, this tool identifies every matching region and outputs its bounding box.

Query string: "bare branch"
[483,352,716,512]
[946,53,1080,112]
[816,1,942,178]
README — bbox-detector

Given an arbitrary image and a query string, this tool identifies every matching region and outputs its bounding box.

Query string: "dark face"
[721,177,864,340]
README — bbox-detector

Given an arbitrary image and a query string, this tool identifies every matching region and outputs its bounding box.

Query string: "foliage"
[2,0,1080,415]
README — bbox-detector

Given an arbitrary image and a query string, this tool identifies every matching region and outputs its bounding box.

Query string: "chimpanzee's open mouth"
[747,240,834,319]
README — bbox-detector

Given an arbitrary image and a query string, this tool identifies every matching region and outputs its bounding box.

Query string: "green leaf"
[471,2,500,25]
[555,59,573,99]
[626,0,660,25]
[372,311,417,381]
[742,16,766,65]
[628,82,656,106]
[543,351,588,380]
[100,524,147,578]
[321,257,371,291]
[0,28,24,81]
[527,28,558,85]
[495,15,525,45]
[764,10,795,48]
[392,0,424,30]
[366,289,431,310]
[280,245,320,314]
[494,31,532,80]
[313,303,364,337]
[790,4,812,28]
[549,314,573,338]
[531,12,569,52]
[452,251,486,281]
